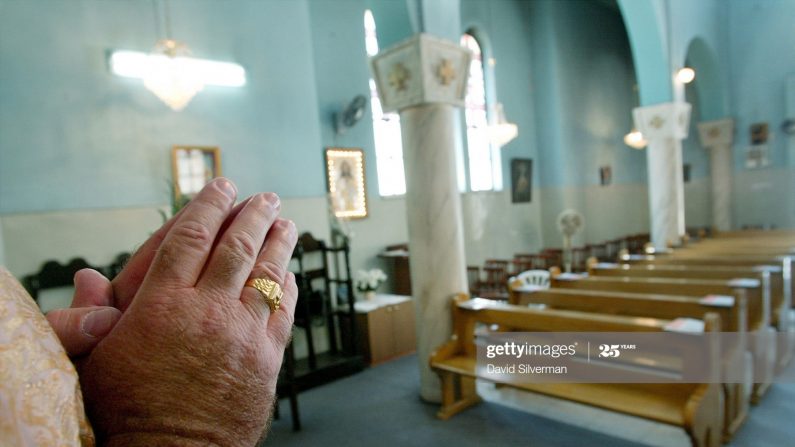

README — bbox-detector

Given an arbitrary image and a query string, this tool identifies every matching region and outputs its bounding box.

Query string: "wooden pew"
[621,253,793,312]
[588,262,784,331]
[430,295,723,447]
[548,272,773,401]
[509,286,748,440]
[550,273,765,333]
[587,262,790,374]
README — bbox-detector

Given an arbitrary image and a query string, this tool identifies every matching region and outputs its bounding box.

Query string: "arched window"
[461,32,501,191]
[365,9,405,197]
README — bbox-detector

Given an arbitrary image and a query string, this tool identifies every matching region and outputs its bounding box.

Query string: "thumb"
[72,268,114,308]
[46,306,122,357]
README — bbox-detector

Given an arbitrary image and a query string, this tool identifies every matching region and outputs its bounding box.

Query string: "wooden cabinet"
[355,295,416,365]
[379,244,412,295]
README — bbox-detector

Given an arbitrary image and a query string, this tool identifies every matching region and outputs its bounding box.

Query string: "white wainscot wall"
[539,183,650,249]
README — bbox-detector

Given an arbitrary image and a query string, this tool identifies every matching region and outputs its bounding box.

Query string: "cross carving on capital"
[388,62,411,92]
[649,116,665,129]
[437,59,456,86]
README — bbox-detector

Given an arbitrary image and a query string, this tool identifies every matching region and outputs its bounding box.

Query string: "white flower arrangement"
[354,268,387,292]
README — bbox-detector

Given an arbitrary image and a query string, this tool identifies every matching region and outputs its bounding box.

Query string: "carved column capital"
[697,118,735,148]
[632,102,692,141]
[370,33,471,113]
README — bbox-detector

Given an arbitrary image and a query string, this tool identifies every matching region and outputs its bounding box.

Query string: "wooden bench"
[620,253,792,310]
[509,286,748,440]
[588,262,784,330]
[620,253,795,358]
[588,261,791,372]
[548,273,775,401]
[430,295,723,447]
[550,273,765,331]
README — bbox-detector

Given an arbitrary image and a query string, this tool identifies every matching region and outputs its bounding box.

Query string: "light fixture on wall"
[623,128,647,149]
[675,67,696,84]
[108,0,245,111]
[488,103,519,148]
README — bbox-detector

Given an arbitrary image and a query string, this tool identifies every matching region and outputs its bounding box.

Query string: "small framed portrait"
[510,158,532,203]
[599,166,612,186]
[750,123,769,145]
[325,148,368,219]
[172,146,221,202]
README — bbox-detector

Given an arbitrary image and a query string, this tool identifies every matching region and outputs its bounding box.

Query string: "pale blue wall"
[728,0,795,170]
[617,0,671,106]
[460,0,539,191]
[307,0,380,197]
[2,0,792,230]
[682,81,710,181]
[526,0,643,188]
[0,0,324,214]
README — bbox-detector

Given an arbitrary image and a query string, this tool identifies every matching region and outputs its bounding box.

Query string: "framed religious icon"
[325,148,368,219]
[510,158,532,203]
[599,166,612,186]
[172,146,222,203]
[750,122,769,145]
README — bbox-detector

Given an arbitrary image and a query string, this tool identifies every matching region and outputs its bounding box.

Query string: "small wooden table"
[354,294,416,365]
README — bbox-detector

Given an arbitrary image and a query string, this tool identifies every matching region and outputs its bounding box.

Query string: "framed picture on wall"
[510,158,532,203]
[599,166,612,186]
[325,147,368,219]
[750,122,769,145]
[171,146,221,203]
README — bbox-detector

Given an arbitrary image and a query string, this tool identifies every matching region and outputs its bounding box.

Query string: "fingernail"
[216,179,237,200]
[81,308,120,338]
[265,193,280,209]
[277,219,295,233]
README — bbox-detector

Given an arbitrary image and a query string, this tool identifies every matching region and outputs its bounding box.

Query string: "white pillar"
[697,119,735,232]
[371,34,471,402]
[633,102,692,249]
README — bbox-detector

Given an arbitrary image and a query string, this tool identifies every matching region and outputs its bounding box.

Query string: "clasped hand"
[46,178,298,446]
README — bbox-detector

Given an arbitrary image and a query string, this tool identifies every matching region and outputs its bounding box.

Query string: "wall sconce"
[675,67,696,84]
[623,128,647,149]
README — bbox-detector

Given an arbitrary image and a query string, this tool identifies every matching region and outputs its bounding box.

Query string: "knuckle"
[226,231,259,260]
[256,260,285,284]
[212,246,249,283]
[170,220,214,250]
[196,188,231,211]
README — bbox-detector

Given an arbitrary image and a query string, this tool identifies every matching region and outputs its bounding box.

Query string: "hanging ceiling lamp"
[488,103,519,148]
[142,39,205,111]
[109,0,245,111]
[623,128,648,149]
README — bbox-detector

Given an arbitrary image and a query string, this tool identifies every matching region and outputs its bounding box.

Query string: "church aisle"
[267,354,795,446]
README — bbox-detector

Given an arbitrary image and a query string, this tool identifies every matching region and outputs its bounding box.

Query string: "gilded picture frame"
[325,148,368,219]
[171,146,222,203]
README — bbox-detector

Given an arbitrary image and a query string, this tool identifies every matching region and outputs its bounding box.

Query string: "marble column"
[697,119,735,232]
[371,34,471,402]
[633,102,692,250]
